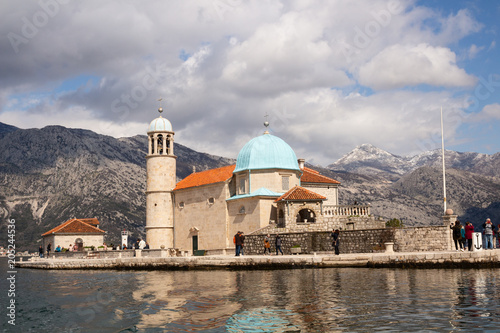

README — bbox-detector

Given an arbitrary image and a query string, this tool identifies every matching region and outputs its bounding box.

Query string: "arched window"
[157,134,163,154]
[297,209,316,223]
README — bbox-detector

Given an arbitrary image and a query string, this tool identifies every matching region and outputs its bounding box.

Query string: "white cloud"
[467,44,484,59]
[0,0,495,165]
[358,43,477,90]
[467,104,500,122]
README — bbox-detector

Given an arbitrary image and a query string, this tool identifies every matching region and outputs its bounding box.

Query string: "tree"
[386,218,403,228]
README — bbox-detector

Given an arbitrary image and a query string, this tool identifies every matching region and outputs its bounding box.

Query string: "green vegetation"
[386,218,404,228]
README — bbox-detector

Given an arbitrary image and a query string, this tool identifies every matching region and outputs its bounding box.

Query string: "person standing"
[465,221,474,251]
[240,232,245,256]
[450,221,463,251]
[483,218,495,249]
[263,234,271,255]
[38,245,44,258]
[275,234,283,255]
[138,238,146,250]
[46,243,52,257]
[331,229,340,255]
[460,225,466,252]
[234,231,243,256]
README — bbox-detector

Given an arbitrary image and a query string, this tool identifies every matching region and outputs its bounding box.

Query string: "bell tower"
[145,106,176,249]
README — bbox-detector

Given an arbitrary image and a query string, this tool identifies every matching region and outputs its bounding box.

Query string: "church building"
[145,108,377,254]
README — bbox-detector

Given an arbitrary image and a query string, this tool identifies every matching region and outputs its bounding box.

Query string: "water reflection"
[4,260,500,332]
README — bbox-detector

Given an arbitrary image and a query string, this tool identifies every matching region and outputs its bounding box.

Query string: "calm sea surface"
[1,258,499,332]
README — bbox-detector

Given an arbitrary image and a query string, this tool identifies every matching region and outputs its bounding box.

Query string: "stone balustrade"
[323,204,371,217]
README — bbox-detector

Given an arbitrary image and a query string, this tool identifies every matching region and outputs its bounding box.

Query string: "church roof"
[77,218,100,226]
[234,133,300,173]
[275,186,327,202]
[226,187,283,201]
[174,164,236,191]
[42,218,105,236]
[148,116,173,132]
[301,167,340,185]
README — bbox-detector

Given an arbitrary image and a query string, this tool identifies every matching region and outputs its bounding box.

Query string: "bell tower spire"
[145,103,176,249]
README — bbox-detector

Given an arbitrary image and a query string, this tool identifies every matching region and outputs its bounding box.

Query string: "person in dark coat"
[275,234,283,255]
[39,246,44,258]
[46,243,52,256]
[331,229,340,255]
[450,220,463,251]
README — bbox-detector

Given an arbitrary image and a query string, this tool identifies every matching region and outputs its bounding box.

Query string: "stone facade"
[243,225,453,255]
[303,184,338,205]
[234,168,301,195]
[43,234,105,252]
[174,182,231,254]
[252,215,386,236]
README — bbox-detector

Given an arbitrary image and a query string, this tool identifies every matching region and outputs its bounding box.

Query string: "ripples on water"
[1,258,499,332]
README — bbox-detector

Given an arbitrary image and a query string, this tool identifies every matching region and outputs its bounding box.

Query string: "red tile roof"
[275,186,327,202]
[174,164,236,191]
[42,218,105,236]
[78,218,99,226]
[301,167,340,184]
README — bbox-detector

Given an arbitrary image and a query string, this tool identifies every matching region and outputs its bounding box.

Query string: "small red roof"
[275,186,327,202]
[42,218,105,236]
[301,167,340,184]
[174,164,236,191]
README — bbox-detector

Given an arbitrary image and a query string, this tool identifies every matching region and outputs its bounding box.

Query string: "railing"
[323,205,371,217]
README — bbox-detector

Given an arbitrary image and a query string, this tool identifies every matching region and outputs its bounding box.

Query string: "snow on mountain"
[328,144,500,179]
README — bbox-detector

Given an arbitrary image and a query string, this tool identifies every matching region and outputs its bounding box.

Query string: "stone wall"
[250,216,386,237]
[244,226,453,255]
[394,226,451,252]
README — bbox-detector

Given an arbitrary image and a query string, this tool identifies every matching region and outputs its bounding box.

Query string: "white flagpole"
[441,106,447,214]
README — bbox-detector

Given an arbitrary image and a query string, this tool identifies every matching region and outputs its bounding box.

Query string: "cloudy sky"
[1,0,499,166]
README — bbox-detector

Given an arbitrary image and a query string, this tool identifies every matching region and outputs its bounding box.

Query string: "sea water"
[1,258,499,332]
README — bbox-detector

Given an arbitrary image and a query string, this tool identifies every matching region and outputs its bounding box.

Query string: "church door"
[192,235,198,253]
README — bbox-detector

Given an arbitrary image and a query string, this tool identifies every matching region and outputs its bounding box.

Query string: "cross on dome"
[264,113,270,134]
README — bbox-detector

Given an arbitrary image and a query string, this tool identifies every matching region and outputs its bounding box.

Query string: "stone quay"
[15,248,500,270]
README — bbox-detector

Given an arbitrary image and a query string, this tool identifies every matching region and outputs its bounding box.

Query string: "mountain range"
[1,123,499,251]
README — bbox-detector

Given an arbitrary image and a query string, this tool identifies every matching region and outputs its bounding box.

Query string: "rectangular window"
[282,176,289,191]
[239,178,246,194]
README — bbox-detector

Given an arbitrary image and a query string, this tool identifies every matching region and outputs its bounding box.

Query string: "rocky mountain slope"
[324,144,500,230]
[0,123,233,250]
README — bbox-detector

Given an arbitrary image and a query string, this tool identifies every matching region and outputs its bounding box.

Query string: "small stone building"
[41,218,105,251]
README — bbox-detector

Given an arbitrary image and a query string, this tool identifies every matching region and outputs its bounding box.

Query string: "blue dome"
[148,116,172,132]
[234,133,300,173]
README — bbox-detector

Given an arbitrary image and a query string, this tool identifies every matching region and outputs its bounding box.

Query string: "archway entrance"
[75,238,83,251]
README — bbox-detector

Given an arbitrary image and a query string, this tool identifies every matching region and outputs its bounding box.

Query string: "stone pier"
[15,249,500,270]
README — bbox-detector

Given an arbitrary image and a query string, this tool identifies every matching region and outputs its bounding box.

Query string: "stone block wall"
[394,226,451,252]
[244,225,453,254]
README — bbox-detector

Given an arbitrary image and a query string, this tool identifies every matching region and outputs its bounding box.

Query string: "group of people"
[262,233,284,255]
[451,218,497,251]
[234,231,246,256]
[38,241,132,257]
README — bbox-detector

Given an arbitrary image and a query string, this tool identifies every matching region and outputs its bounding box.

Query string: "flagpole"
[441,106,447,214]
